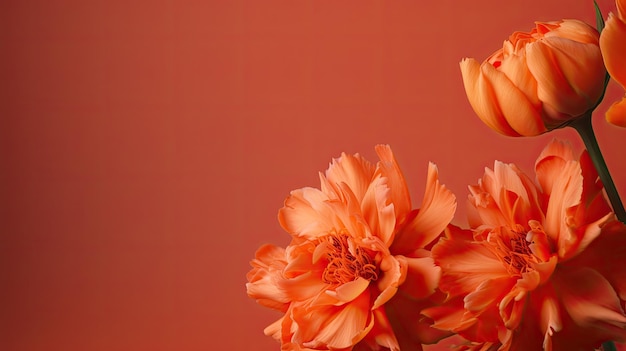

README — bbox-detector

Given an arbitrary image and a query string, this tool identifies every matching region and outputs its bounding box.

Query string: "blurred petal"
[600,12,626,88]
[606,96,626,127]
[556,267,626,341]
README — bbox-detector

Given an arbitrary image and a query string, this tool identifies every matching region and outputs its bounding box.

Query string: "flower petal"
[606,96,626,128]
[480,59,547,136]
[278,187,339,239]
[246,244,290,311]
[600,12,626,89]
[556,267,626,341]
[323,152,376,202]
[527,38,604,119]
[432,226,510,296]
[296,292,375,349]
[399,256,441,300]
[460,57,521,136]
[375,144,412,223]
[391,163,456,254]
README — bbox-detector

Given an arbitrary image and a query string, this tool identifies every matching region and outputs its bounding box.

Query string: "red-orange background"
[1,1,624,350]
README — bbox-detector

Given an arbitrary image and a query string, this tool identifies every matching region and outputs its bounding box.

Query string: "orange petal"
[600,12,626,88]
[460,58,521,136]
[368,308,401,351]
[372,254,405,309]
[293,292,374,349]
[361,173,397,244]
[263,317,284,340]
[398,255,441,300]
[323,152,376,202]
[547,19,600,44]
[606,96,626,127]
[527,39,604,119]
[556,267,626,340]
[538,294,563,351]
[497,52,540,106]
[464,277,515,314]
[534,139,575,201]
[538,158,582,249]
[391,163,456,254]
[480,60,547,136]
[325,277,371,304]
[375,144,412,222]
[246,244,290,311]
[278,187,338,239]
[432,231,509,296]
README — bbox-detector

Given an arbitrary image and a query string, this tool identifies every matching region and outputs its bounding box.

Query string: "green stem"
[602,341,617,351]
[569,113,626,224]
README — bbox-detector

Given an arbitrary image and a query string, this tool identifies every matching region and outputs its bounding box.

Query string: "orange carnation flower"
[424,140,626,350]
[461,20,606,136]
[246,145,456,351]
[600,0,626,127]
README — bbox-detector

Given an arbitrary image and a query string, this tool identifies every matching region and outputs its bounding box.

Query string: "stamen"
[321,232,378,285]
[486,226,540,276]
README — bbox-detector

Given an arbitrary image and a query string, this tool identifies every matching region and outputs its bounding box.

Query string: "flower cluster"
[246,1,626,350]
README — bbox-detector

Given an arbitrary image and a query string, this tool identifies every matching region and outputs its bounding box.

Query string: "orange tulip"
[461,20,606,136]
[423,140,626,350]
[600,0,626,127]
[246,145,456,351]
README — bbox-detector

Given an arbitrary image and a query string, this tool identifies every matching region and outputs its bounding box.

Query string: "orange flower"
[600,0,626,127]
[461,20,606,136]
[424,140,626,350]
[246,145,456,351]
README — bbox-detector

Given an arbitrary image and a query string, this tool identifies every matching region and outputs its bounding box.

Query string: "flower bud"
[461,20,606,136]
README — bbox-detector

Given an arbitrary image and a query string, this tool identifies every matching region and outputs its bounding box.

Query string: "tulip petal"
[606,96,626,127]
[480,60,547,136]
[497,53,540,106]
[600,12,626,88]
[460,58,521,136]
[527,39,604,120]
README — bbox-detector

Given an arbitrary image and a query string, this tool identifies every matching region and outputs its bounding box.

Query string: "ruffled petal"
[398,255,441,300]
[432,227,510,296]
[278,187,339,239]
[292,292,374,349]
[375,144,412,223]
[246,244,290,311]
[323,152,376,202]
[391,163,456,255]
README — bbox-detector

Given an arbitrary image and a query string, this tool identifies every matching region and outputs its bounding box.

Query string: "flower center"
[486,225,540,275]
[321,233,378,285]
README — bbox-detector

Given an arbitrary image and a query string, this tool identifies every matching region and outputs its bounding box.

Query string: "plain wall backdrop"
[1,1,624,350]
